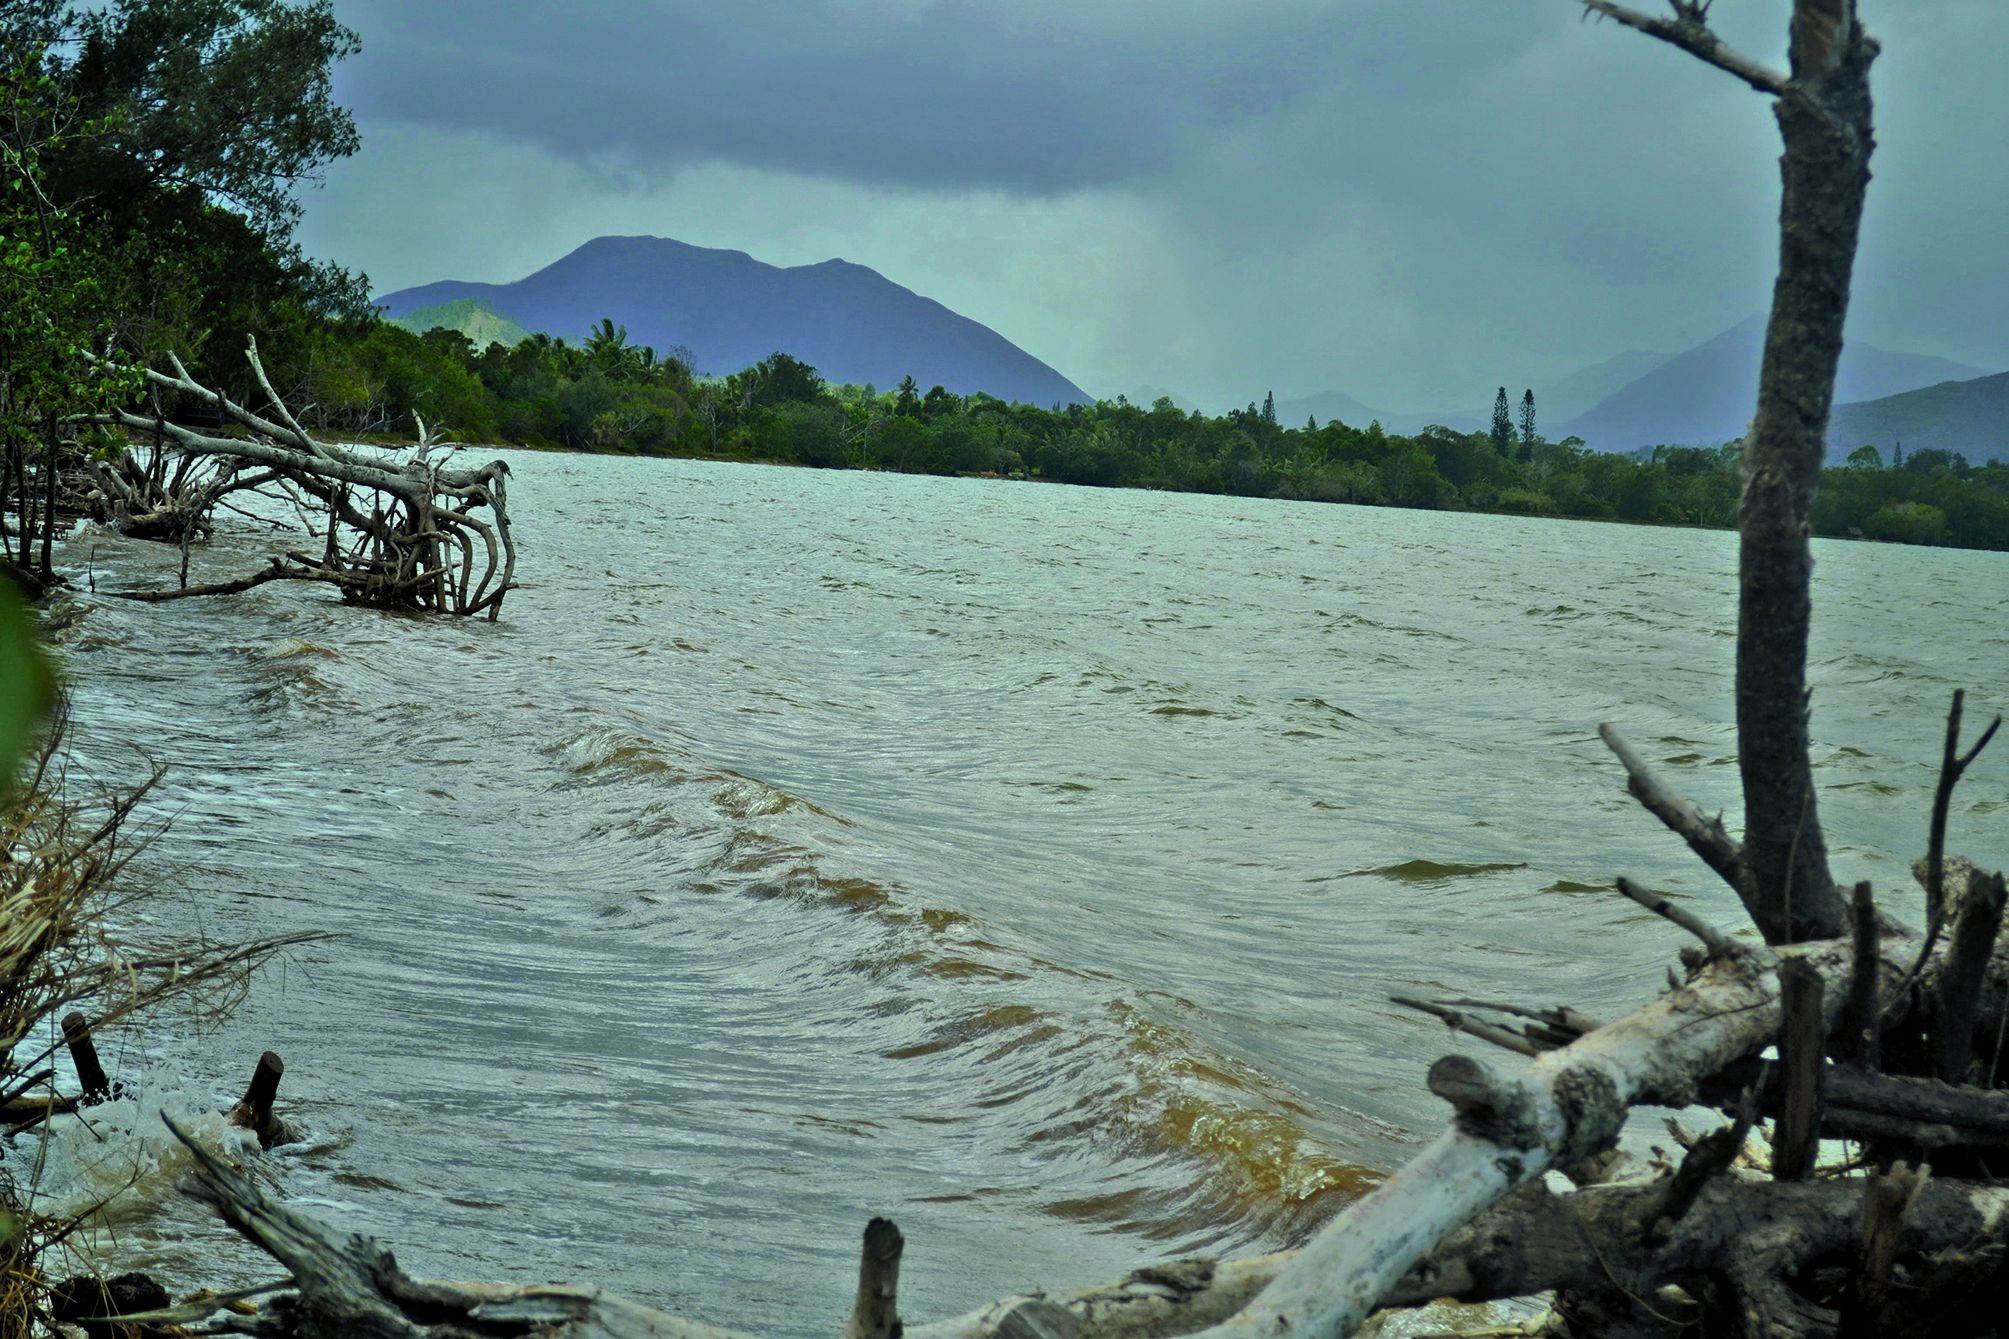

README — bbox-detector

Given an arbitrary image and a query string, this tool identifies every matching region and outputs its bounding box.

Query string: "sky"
[295,0,2009,416]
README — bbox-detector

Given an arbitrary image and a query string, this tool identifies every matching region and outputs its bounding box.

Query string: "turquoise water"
[46,455,2009,1333]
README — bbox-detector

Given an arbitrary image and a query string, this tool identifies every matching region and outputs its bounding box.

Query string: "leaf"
[0,580,54,795]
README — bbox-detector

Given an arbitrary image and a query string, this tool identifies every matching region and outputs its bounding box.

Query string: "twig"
[111,561,321,601]
[1927,691,1999,928]
[1652,1083,1758,1238]
[1615,877,1739,956]
[1435,999,1606,1036]
[1391,997,1542,1057]
[1884,691,2001,1019]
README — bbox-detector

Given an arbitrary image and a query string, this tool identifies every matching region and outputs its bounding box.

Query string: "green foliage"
[51,0,361,241]
[0,583,52,796]
[392,298,533,350]
[1900,447,1967,477]
[1864,500,1950,545]
[0,0,370,412]
[0,41,145,575]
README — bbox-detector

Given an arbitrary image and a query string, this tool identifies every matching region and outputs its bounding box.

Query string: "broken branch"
[1598,725,1744,894]
[1577,0,1789,95]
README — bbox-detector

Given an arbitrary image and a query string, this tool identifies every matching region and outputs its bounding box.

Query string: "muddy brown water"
[36,454,2009,1334]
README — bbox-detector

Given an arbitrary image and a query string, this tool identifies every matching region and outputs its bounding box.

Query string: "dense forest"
[4,0,2005,569]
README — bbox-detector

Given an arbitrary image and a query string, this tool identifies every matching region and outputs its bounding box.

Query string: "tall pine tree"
[1261,391,1277,426]
[1490,387,1514,455]
[1519,389,1537,448]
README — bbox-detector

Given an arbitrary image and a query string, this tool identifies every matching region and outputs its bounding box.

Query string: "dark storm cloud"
[308,1,2009,406]
[330,0,1549,194]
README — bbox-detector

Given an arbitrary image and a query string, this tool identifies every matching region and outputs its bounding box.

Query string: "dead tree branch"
[1598,725,1744,894]
[79,339,516,618]
[1934,868,2008,1084]
[1577,1,1788,94]
[1179,935,1863,1339]
[1897,693,2004,986]
[1615,876,1740,956]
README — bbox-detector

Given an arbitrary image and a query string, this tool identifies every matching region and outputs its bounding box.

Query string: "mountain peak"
[1558,315,1987,450]
[376,236,1089,405]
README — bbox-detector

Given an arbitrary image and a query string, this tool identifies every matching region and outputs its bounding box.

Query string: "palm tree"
[584,318,636,381]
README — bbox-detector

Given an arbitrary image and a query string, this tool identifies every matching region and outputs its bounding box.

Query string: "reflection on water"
[41,455,2009,1335]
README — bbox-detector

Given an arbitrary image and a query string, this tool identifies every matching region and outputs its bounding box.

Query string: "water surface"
[42,455,2009,1333]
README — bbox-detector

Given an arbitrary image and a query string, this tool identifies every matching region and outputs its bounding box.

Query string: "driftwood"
[145,843,2007,1339]
[79,338,516,618]
[162,1113,1294,1339]
[226,1050,295,1150]
[62,1009,113,1102]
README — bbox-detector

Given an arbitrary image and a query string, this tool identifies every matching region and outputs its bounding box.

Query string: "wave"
[1339,859,1529,884]
[533,718,1383,1250]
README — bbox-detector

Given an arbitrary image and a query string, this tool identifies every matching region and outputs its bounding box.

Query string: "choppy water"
[31,455,2009,1333]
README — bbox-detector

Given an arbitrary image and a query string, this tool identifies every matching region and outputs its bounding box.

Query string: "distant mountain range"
[1272,349,1661,439]
[1555,314,1988,451]
[376,235,1090,408]
[379,244,1998,450]
[1265,322,1992,454]
[1274,388,1392,431]
[1828,371,2009,464]
[1122,384,1203,414]
[1534,350,1667,424]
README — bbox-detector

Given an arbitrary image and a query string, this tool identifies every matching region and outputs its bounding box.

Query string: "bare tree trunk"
[39,417,59,579]
[1735,3,1878,944]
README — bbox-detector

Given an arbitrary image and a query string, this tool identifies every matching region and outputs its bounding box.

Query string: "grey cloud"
[331,0,1548,194]
[308,1,2009,408]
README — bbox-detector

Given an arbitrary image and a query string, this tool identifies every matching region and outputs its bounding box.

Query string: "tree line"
[305,317,2009,551]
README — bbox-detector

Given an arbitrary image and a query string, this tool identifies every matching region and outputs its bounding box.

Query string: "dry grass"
[1,702,322,1336]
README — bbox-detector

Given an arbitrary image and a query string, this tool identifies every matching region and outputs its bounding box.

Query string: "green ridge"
[390,298,534,350]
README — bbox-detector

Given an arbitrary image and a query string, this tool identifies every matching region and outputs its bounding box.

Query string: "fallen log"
[1379,1174,2009,1332]
[155,1092,2009,1339]
[1180,934,1867,1339]
[162,1110,795,1339]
